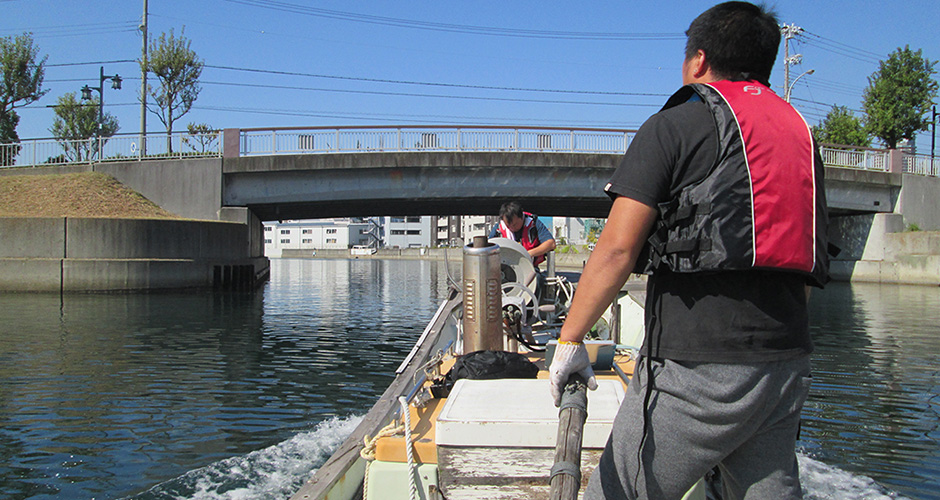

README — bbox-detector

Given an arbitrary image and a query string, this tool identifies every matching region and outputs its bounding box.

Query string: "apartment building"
[382,216,433,248]
[264,219,374,257]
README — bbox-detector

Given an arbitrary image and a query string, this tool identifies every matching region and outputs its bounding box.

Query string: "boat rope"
[400,395,419,500]
[360,418,406,500]
[359,420,405,461]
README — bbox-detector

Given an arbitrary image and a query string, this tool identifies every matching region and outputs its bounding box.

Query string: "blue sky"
[4,0,939,152]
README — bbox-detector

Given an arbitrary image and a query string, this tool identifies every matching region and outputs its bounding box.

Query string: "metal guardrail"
[903,152,940,177]
[237,126,635,156]
[0,131,222,167]
[819,145,890,172]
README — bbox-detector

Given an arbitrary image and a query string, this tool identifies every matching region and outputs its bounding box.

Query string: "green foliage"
[812,105,871,147]
[183,122,219,153]
[141,28,204,151]
[49,92,119,162]
[0,32,48,163]
[862,46,938,149]
[906,223,921,232]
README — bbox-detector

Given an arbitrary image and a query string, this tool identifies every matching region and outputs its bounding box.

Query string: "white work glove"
[549,341,599,407]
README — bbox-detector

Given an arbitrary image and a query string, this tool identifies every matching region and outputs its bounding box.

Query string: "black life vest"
[635,80,829,287]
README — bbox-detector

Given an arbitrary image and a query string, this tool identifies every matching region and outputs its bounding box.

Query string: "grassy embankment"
[0,172,177,219]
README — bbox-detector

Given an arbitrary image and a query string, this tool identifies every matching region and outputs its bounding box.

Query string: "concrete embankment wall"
[0,158,225,221]
[829,213,940,285]
[0,217,269,292]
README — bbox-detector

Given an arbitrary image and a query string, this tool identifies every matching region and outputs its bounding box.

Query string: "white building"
[264,219,373,257]
[461,215,492,245]
[382,216,433,248]
[551,217,588,245]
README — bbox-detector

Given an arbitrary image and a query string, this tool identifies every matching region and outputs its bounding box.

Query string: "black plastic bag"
[431,350,539,398]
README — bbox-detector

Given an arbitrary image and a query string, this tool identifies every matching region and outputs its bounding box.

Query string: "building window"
[407,230,420,235]
[302,229,312,234]
[390,217,405,223]
[326,238,337,244]
[265,226,272,232]
[326,229,337,234]
[391,230,405,235]
[264,239,272,244]
[407,216,421,223]
[280,239,290,244]
[302,239,313,243]
[280,229,290,234]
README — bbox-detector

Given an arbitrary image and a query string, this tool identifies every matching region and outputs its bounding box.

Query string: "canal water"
[0,259,937,499]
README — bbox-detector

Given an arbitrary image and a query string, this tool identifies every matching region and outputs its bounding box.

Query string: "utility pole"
[140,0,148,157]
[781,24,803,97]
[932,105,936,159]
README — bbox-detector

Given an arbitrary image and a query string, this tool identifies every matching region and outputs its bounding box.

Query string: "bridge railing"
[819,145,890,172]
[0,131,222,168]
[903,152,940,176]
[238,126,635,156]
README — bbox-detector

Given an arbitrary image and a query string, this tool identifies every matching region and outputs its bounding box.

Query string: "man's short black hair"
[499,201,524,221]
[685,2,780,85]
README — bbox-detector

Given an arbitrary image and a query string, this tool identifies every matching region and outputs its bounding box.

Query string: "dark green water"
[0,259,936,499]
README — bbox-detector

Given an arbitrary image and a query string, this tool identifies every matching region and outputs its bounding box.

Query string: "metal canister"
[462,236,503,354]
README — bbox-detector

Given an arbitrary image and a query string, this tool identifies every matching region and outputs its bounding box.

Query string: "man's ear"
[691,50,710,79]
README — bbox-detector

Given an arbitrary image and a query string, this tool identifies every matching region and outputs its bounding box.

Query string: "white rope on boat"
[400,395,419,500]
[360,419,406,500]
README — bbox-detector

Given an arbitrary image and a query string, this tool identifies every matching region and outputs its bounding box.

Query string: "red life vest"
[636,80,829,287]
[497,212,546,265]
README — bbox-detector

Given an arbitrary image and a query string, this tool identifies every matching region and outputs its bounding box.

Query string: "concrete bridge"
[3,126,925,221]
[3,126,940,287]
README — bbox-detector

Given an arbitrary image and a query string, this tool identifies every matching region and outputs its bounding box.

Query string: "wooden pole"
[550,373,588,500]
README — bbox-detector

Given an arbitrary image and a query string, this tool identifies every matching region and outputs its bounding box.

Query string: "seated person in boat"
[487,200,556,268]
[549,2,829,499]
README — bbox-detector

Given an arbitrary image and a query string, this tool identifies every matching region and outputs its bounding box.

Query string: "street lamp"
[784,68,814,103]
[80,66,122,137]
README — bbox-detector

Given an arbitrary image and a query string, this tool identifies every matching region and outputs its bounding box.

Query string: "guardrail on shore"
[0,131,222,167]
[3,126,938,178]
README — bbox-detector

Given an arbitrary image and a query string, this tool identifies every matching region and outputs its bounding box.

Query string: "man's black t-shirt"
[606,98,812,363]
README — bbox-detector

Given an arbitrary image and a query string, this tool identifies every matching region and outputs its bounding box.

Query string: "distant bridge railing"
[903,152,940,176]
[0,131,222,168]
[819,145,890,172]
[236,125,635,156]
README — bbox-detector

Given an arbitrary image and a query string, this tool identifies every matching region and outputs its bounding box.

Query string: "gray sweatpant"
[584,355,812,500]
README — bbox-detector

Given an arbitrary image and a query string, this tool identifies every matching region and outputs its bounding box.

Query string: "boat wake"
[799,454,910,500]
[126,416,907,500]
[125,415,362,500]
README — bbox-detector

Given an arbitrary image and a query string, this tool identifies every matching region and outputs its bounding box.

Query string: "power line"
[205,64,670,97]
[46,59,137,68]
[800,31,882,65]
[221,0,684,41]
[194,104,642,128]
[198,79,661,108]
[1,21,139,39]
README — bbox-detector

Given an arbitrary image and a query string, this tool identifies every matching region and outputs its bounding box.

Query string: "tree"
[182,122,219,154]
[1,33,48,164]
[862,45,938,149]
[812,105,871,147]
[141,28,203,152]
[49,92,119,162]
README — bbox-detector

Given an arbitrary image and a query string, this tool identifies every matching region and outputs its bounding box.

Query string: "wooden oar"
[550,373,589,500]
